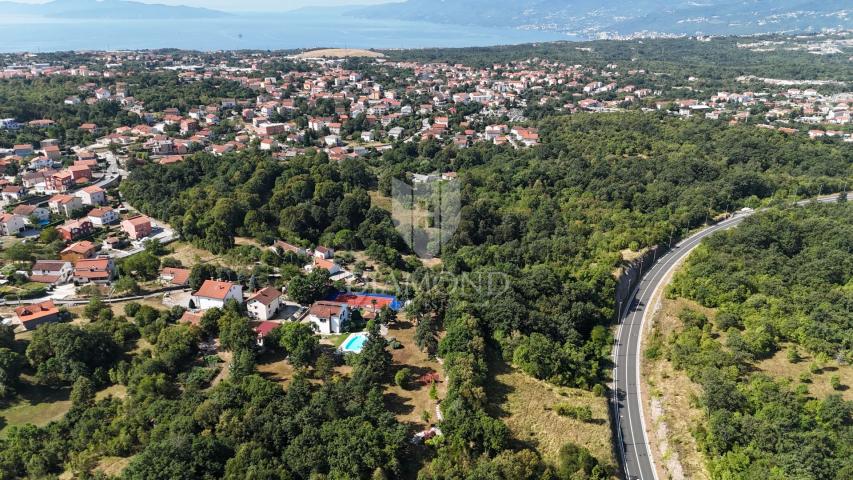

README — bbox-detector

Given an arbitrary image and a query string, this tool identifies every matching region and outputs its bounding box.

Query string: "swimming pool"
[340,332,368,354]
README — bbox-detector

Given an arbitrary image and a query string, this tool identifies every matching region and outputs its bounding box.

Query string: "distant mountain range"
[350,0,852,37]
[0,0,228,19]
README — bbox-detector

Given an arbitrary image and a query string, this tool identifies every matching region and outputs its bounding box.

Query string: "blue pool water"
[341,333,368,354]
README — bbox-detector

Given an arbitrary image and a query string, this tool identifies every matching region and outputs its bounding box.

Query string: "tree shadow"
[483,347,516,419]
[384,391,415,417]
[389,320,414,330]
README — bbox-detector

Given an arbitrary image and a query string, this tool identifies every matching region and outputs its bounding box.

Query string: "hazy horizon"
[2,0,397,13]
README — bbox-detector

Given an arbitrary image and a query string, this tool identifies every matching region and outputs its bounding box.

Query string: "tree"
[121,251,161,280]
[286,270,330,305]
[26,323,120,385]
[351,322,392,390]
[39,227,59,243]
[83,296,111,322]
[70,376,96,406]
[217,311,255,353]
[0,348,22,399]
[113,276,141,295]
[394,367,411,389]
[278,322,319,368]
[189,263,218,291]
[557,443,601,480]
[414,316,439,357]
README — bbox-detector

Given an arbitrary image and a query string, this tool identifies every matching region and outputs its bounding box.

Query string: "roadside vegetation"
[647,202,852,479]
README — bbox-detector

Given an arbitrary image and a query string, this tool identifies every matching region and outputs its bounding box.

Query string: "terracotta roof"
[29,274,61,284]
[313,257,338,272]
[248,287,281,306]
[74,258,112,279]
[180,311,203,326]
[15,300,59,324]
[160,267,190,286]
[62,241,95,255]
[13,204,36,215]
[253,321,279,337]
[194,280,236,300]
[123,215,151,227]
[88,207,114,218]
[308,301,347,319]
[32,260,67,272]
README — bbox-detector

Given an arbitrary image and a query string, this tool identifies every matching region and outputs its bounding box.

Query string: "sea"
[0,9,574,53]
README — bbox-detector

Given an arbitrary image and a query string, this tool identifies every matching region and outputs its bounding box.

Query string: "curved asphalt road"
[613,193,847,480]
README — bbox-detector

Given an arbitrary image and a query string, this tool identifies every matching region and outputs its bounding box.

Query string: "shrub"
[394,367,411,389]
[555,403,594,422]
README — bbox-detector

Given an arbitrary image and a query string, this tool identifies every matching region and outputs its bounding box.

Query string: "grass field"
[486,352,615,469]
[0,377,72,438]
[384,319,446,430]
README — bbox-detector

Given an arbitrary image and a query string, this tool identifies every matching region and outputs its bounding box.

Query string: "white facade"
[307,302,350,335]
[192,281,243,311]
[248,296,281,321]
[0,214,26,236]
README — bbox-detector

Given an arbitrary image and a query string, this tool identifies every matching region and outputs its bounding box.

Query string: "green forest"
[115,110,852,478]
[661,202,852,479]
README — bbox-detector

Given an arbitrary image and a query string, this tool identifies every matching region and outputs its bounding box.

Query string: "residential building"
[121,215,153,240]
[48,194,83,217]
[58,218,94,241]
[87,207,119,226]
[306,301,350,335]
[272,240,307,256]
[159,267,191,287]
[247,286,282,321]
[0,213,26,236]
[306,257,343,275]
[76,185,106,205]
[60,240,96,261]
[12,204,49,224]
[192,279,243,310]
[15,300,60,331]
[1,185,25,202]
[73,257,115,284]
[29,260,73,285]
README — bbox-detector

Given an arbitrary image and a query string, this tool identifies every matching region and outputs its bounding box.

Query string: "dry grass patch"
[643,297,712,480]
[486,355,614,468]
[369,190,392,211]
[756,345,852,401]
[95,384,128,401]
[384,320,446,430]
[168,241,223,268]
[94,456,133,477]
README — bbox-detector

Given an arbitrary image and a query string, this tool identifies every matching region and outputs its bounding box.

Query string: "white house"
[191,279,243,310]
[0,213,26,236]
[305,257,343,276]
[306,301,350,335]
[29,260,73,285]
[12,204,49,224]
[247,286,282,321]
[75,185,106,206]
[48,194,83,217]
[87,207,119,226]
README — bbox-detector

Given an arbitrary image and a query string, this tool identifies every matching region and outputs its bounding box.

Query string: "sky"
[10,0,397,13]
